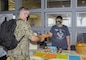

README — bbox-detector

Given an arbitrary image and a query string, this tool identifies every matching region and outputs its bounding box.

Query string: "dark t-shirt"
[50,25,70,49]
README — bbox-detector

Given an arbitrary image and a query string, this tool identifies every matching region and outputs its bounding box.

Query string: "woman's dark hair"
[56,16,63,20]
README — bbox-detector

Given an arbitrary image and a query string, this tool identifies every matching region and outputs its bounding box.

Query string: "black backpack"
[0,19,24,50]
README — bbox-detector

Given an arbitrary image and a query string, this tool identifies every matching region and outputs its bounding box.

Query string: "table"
[30,49,86,60]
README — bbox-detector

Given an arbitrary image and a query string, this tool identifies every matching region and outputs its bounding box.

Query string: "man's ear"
[55,18,57,21]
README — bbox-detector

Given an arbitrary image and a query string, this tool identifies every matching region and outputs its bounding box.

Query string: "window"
[22,0,41,9]
[0,0,15,11]
[47,0,71,8]
[77,12,86,27]
[77,0,86,7]
[0,14,15,24]
[77,33,86,43]
[28,13,42,27]
[46,12,71,27]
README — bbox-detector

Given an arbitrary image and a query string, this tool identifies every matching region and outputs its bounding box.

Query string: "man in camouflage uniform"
[8,7,42,60]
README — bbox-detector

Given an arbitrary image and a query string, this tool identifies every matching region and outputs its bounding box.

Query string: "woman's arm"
[66,35,71,50]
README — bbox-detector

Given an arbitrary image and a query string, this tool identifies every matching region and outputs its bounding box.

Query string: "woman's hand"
[67,46,71,50]
[38,34,50,42]
[40,34,50,38]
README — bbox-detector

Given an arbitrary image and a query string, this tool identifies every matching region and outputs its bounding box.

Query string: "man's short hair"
[18,7,30,15]
[56,16,63,20]
[19,7,29,11]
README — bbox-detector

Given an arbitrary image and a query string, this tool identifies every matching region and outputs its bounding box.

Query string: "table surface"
[30,49,86,60]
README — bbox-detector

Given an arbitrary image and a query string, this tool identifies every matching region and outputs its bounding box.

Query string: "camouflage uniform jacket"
[8,19,35,60]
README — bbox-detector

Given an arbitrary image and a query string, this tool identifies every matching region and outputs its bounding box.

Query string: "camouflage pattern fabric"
[8,19,35,60]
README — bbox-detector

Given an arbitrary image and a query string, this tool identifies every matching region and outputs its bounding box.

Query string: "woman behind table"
[48,16,71,50]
